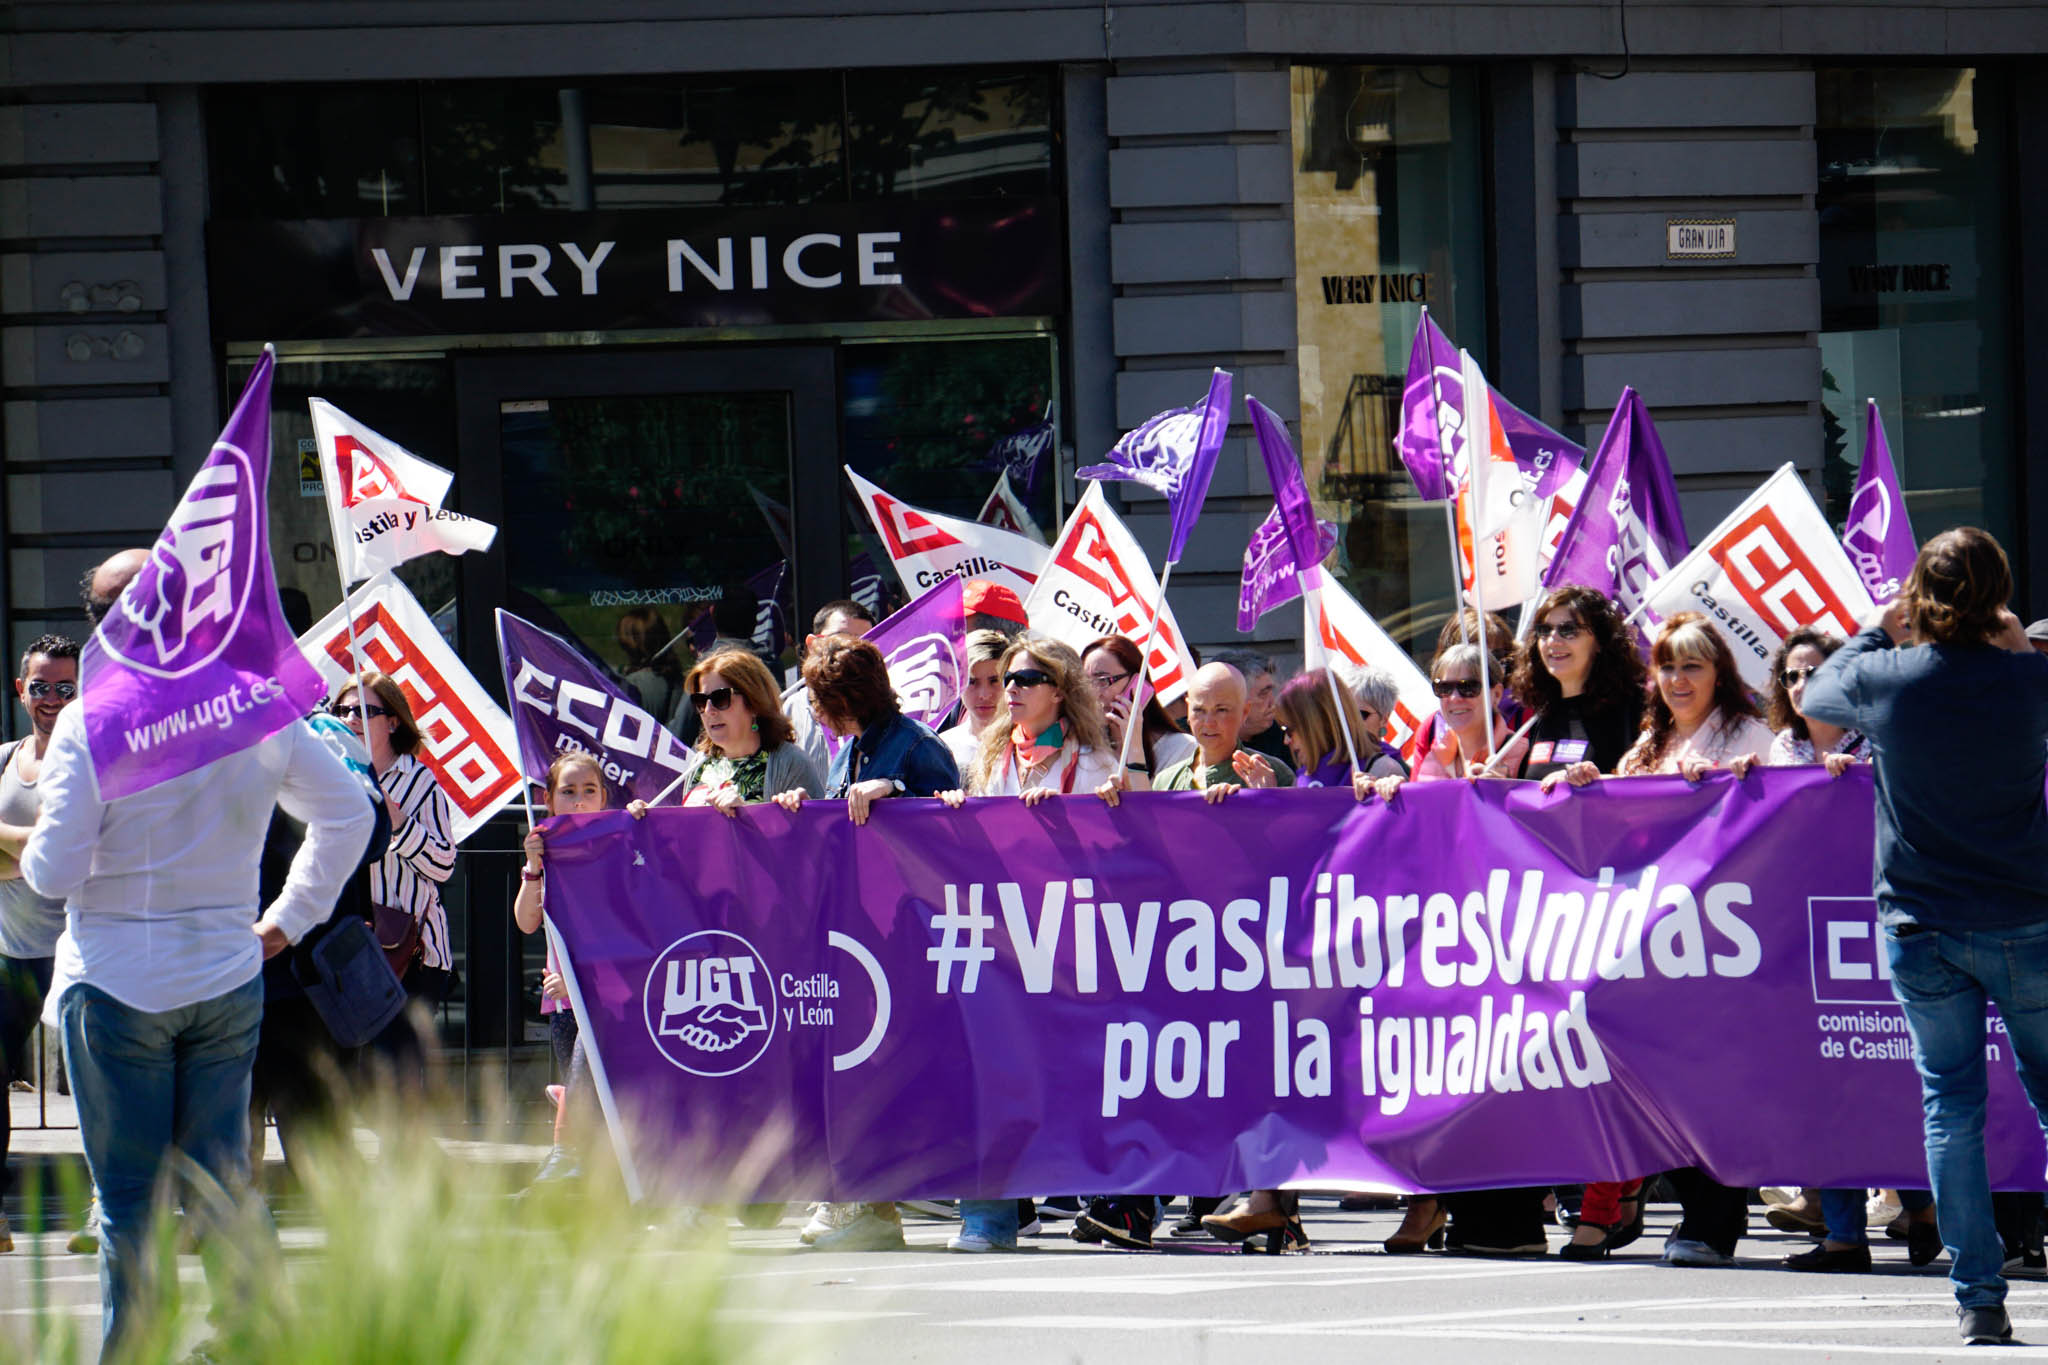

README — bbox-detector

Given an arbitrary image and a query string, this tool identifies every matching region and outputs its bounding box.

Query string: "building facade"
[6,0,2044,1075]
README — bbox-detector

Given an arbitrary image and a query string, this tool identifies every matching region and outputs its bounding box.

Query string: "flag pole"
[1115,557,1173,780]
[1418,309,1469,653]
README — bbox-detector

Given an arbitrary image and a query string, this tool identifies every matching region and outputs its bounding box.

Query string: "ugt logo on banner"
[646,931,777,1077]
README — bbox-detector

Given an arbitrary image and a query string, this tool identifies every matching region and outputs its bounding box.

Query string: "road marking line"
[933,1316,1255,1331]
[1293,1326,2048,1357]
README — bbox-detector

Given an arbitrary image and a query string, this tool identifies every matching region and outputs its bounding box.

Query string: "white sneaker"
[810,1205,906,1252]
[1018,1218,1043,1237]
[947,1228,1015,1253]
[67,1201,101,1256]
[1865,1193,1903,1228]
[1759,1187,1799,1207]
[1661,1235,1734,1267]
[799,1201,860,1245]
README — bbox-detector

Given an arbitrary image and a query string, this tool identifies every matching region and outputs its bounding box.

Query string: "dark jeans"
[0,953,53,1199]
[368,963,452,1096]
[1667,1166,1748,1257]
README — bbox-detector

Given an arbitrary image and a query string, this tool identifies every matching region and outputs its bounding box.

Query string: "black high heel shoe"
[1558,1198,1645,1260]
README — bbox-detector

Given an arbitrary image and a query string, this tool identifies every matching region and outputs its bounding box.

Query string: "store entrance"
[448,344,839,1092]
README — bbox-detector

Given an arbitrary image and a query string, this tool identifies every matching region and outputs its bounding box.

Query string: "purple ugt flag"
[1078,368,1232,563]
[1843,401,1916,604]
[1542,387,1690,617]
[497,610,702,808]
[1246,395,1324,578]
[79,348,329,801]
[1237,508,1340,632]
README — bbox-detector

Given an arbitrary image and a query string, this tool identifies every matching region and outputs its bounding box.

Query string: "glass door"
[450,345,838,1093]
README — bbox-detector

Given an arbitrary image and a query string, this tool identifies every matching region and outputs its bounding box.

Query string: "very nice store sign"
[207,198,1062,338]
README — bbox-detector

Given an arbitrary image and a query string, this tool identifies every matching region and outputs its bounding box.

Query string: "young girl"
[513,751,608,1186]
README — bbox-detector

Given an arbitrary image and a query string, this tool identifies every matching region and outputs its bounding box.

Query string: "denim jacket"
[824,708,961,799]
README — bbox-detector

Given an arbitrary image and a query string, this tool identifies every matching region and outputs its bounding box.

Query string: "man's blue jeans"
[61,975,268,1353]
[1884,920,2048,1309]
[957,1199,1020,1247]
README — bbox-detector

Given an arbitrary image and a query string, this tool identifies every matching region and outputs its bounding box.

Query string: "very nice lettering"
[371,232,905,301]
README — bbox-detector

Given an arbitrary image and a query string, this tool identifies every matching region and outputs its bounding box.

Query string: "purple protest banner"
[497,610,701,807]
[1078,368,1232,564]
[1542,387,1690,620]
[1236,508,1338,631]
[540,767,2047,1203]
[80,348,330,800]
[1843,401,1917,604]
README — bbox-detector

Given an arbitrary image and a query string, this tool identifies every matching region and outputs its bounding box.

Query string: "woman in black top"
[1511,585,1649,787]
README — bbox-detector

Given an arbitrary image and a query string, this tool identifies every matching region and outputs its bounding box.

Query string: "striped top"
[372,752,456,971]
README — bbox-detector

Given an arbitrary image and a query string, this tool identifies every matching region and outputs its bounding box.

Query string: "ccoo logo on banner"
[301,573,523,841]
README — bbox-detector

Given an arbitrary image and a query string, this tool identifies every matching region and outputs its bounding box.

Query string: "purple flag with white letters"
[1236,507,1339,631]
[497,611,702,808]
[1078,369,1232,563]
[1843,402,1917,604]
[976,408,1058,495]
[1399,311,1585,506]
[79,349,329,800]
[540,768,2048,1203]
[1542,387,1690,620]
[817,576,967,762]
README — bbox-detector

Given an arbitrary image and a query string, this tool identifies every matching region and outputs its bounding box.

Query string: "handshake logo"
[644,931,777,1076]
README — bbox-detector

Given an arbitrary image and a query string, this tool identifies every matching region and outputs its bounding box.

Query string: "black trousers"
[251,992,357,1174]
[1442,1187,1550,1249]
[0,954,52,1199]
[1667,1166,1748,1256]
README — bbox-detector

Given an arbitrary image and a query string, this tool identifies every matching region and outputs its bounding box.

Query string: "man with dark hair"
[79,548,150,629]
[784,598,879,769]
[1804,528,2048,1346]
[0,633,80,1251]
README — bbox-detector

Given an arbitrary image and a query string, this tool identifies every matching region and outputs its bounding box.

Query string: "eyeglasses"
[1432,678,1483,699]
[1004,668,1054,690]
[1084,670,1132,691]
[1534,622,1585,642]
[1781,666,1818,688]
[690,687,736,712]
[24,680,76,700]
[331,702,390,721]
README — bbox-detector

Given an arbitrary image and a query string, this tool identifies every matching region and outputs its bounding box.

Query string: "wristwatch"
[519,866,543,882]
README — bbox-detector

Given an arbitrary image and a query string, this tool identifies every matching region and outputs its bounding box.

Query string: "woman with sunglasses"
[331,672,455,1088]
[1371,643,1529,801]
[1513,586,1648,792]
[1734,628,1866,778]
[628,649,821,816]
[1273,668,1399,787]
[942,638,1117,812]
[1080,634,1194,783]
[939,630,1011,776]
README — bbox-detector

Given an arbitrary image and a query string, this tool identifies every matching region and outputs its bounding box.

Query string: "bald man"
[80,547,149,630]
[1151,662,1293,801]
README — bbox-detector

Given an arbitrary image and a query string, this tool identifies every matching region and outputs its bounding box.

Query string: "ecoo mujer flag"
[80,348,329,800]
[1077,368,1232,563]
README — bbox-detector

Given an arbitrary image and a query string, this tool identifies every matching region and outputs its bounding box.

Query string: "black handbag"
[293,915,408,1048]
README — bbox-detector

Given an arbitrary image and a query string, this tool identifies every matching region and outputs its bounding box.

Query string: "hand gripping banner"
[538,768,2048,1204]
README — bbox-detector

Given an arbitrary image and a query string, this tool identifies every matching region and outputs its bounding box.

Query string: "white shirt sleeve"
[259,721,375,944]
[21,705,103,901]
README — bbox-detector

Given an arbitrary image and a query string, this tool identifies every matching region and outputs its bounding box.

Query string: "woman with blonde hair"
[939,630,1011,775]
[1273,668,1403,787]
[946,637,1117,809]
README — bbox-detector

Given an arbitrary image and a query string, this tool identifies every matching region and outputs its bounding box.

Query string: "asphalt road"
[8,1197,2048,1362]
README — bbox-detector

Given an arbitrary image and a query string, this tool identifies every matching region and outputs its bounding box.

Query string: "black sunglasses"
[1781,666,1818,688]
[1004,668,1055,689]
[24,680,76,700]
[1432,678,1483,699]
[691,687,737,712]
[1534,622,1585,642]
[332,702,390,720]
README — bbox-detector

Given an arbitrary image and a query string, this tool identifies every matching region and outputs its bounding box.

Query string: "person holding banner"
[1798,528,2048,1346]
[942,638,1117,815]
[1082,634,1193,781]
[1149,663,1295,802]
[1332,665,1409,777]
[1273,669,1397,786]
[1513,587,1648,791]
[938,631,1010,774]
[331,673,457,1089]
[1751,630,1866,775]
[1371,643,1528,798]
[630,650,824,817]
[1613,615,1773,784]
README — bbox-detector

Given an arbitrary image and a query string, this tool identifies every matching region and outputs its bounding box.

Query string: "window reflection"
[208,86,423,219]
[1818,67,2014,550]
[846,71,1054,200]
[421,83,568,215]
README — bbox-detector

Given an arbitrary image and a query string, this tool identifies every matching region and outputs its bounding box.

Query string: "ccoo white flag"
[310,399,498,585]
[1023,482,1198,704]
[1301,568,1437,768]
[977,469,1047,544]
[1639,464,1874,692]
[845,466,1048,601]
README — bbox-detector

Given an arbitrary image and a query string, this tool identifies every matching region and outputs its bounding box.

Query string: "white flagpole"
[1115,558,1173,779]
[1475,712,1539,777]
[1303,581,1362,779]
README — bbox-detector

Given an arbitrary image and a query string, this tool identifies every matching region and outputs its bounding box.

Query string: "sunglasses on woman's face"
[332,703,390,721]
[1004,669,1054,690]
[1781,666,1818,688]
[1534,622,1584,642]
[1432,678,1483,699]
[24,680,76,700]
[691,687,737,712]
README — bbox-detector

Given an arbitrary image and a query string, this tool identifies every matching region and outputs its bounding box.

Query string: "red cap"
[961,579,1028,624]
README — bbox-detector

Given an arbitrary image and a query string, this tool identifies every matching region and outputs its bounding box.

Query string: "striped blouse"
[372,752,456,971]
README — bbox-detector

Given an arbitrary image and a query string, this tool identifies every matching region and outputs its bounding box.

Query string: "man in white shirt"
[22,551,373,1355]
